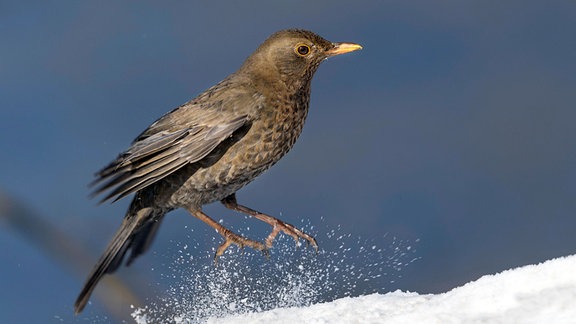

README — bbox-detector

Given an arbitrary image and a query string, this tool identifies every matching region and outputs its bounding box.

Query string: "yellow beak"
[327,42,363,56]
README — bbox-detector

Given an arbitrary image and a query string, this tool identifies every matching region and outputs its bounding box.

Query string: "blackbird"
[74,29,361,313]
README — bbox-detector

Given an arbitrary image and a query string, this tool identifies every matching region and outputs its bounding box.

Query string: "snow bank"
[209,254,576,323]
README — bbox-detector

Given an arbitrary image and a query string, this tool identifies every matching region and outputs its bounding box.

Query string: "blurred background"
[2,0,576,322]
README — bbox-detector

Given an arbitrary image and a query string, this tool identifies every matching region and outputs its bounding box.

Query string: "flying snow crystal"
[132,221,419,323]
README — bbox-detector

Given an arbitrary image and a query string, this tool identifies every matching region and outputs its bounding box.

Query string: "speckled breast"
[166,91,310,208]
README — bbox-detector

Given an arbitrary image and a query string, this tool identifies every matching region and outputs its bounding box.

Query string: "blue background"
[1,1,576,322]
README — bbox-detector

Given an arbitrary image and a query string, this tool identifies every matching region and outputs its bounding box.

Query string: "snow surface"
[206,254,576,324]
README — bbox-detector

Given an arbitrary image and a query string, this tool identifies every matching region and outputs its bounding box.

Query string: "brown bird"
[74,29,361,313]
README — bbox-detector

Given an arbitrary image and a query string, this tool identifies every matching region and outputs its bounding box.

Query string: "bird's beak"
[327,42,363,56]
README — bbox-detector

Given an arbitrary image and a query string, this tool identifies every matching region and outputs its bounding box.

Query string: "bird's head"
[240,29,362,88]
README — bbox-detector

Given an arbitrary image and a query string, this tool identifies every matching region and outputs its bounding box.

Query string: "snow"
[206,254,576,324]
[131,229,574,324]
[132,230,420,323]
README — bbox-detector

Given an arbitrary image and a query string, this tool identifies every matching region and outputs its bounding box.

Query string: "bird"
[74,29,361,314]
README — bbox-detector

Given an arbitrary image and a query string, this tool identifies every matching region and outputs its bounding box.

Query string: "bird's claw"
[214,231,267,265]
[265,220,318,252]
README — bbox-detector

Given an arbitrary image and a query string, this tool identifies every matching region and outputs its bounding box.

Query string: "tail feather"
[74,207,157,314]
[126,218,164,266]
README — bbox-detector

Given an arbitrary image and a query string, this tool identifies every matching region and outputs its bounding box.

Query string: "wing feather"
[91,114,249,203]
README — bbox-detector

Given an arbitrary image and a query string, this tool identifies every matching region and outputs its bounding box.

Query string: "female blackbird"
[75,29,361,313]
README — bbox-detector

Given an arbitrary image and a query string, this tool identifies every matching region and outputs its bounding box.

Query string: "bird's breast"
[168,89,310,207]
[255,89,310,162]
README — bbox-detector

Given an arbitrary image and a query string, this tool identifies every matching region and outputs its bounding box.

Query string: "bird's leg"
[221,194,318,252]
[186,207,267,263]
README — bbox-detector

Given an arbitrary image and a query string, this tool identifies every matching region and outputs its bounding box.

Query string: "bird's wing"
[90,107,250,203]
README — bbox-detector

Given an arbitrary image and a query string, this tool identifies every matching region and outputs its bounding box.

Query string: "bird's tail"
[74,206,161,314]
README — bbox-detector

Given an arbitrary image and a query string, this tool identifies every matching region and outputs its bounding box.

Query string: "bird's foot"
[265,220,318,252]
[214,230,268,264]
[220,194,319,253]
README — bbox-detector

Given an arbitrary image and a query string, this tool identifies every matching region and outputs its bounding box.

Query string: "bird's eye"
[295,44,311,56]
